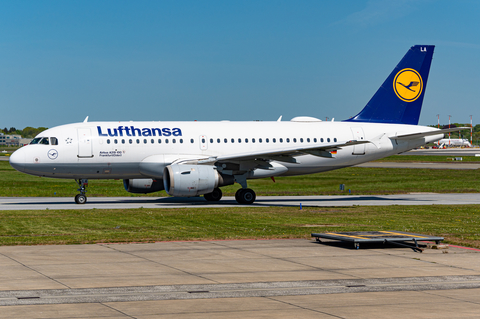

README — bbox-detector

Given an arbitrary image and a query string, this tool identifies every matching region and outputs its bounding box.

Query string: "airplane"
[435,138,472,148]
[9,45,468,205]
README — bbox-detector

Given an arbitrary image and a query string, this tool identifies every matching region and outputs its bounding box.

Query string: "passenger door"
[78,128,93,158]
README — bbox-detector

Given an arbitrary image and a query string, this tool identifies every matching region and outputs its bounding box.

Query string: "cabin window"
[238,138,241,143]
[202,138,205,143]
[245,138,248,143]
[107,139,110,144]
[231,138,234,143]
[173,139,176,143]
[158,139,161,143]
[210,138,213,143]
[259,138,262,143]
[327,138,330,142]
[151,139,154,144]
[114,139,118,144]
[165,139,169,143]
[143,139,147,144]
[307,138,310,143]
[129,139,133,144]
[293,138,297,143]
[217,138,220,143]
[180,139,183,143]
[190,139,194,143]
[320,138,324,142]
[121,139,125,144]
[252,138,255,143]
[286,138,290,143]
[300,138,304,143]
[50,137,58,145]
[273,138,276,143]
[279,138,283,143]
[334,138,337,142]
[224,138,227,143]
[266,138,269,143]
[136,139,140,144]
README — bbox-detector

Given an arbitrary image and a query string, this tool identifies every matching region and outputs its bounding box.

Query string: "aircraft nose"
[9,148,26,172]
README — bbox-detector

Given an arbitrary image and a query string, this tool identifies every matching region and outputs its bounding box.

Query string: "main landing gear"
[204,188,223,201]
[74,179,88,204]
[235,188,256,204]
[203,187,256,204]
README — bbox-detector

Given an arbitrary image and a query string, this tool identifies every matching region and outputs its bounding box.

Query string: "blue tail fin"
[344,45,434,125]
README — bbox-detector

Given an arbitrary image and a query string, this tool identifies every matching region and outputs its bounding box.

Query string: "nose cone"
[9,149,26,172]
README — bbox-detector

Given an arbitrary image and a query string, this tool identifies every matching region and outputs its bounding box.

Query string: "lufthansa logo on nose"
[393,68,423,102]
[47,149,58,160]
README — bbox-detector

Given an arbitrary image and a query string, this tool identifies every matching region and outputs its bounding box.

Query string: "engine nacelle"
[163,165,225,197]
[123,179,164,194]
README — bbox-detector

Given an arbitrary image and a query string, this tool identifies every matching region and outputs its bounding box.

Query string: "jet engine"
[123,178,164,194]
[163,164,233,197]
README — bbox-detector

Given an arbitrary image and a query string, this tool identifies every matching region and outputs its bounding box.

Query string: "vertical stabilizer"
[345,45,434,125]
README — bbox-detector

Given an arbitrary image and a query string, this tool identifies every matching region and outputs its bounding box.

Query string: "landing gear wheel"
[235,188,244,203]
[204,188,223,201]
[235,188,256,204]
[75,194,87,204]
[74,179,88,204]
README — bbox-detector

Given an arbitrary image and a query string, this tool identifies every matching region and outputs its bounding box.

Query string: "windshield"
[30,138,42,145]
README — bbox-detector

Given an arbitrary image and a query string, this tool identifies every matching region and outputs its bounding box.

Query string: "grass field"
[375,154,480,162]
[1,160,480,197]
[1,157,480,247]
[0,205,478,247]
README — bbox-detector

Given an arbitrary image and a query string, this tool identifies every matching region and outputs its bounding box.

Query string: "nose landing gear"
[74,179,88,204]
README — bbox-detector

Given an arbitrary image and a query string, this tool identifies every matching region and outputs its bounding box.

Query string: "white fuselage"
[10,120,443,180]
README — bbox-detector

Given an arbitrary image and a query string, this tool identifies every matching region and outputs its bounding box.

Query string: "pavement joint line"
[100,243,221,284]
[265,296,347,319]
[100,303,136,318]
[422,290,480,306]
[209,240,358,279]
[0,252,71,289]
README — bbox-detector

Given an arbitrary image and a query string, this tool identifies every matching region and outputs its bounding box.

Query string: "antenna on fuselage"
[83,116,89,123]
[277,115,282,122]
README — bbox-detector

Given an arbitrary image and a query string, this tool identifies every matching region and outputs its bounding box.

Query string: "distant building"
[0,133,23,146]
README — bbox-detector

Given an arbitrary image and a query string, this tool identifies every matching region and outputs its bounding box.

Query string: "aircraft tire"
[75,194,87,204]
[204,188,222,201]
[236,188,256,204]
[235,188,244,203]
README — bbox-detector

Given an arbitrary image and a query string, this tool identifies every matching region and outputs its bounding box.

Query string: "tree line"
[2,127,48,138]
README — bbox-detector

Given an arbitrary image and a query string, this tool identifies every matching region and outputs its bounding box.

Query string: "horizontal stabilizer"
[391,127,470,140]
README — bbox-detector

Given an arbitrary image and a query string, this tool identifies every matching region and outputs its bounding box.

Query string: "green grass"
[375,155,480,162]
[0,205,478,247]
[1,160,479,197]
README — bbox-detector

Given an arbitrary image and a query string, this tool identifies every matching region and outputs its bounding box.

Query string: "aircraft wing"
[391,127,470,140]
[190,139,370,165]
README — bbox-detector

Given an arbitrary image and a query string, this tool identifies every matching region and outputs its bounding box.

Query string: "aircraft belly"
[22,162,143,179]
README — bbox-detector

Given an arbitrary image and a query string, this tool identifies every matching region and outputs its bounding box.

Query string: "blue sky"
[1,0,479,129]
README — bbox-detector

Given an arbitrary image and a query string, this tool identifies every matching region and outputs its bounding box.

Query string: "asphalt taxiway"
[1,192,480,210]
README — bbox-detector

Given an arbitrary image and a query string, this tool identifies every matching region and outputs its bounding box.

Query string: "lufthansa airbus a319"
[9,45,466,204]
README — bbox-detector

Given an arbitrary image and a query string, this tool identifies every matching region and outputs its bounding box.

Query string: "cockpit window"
[30,138,41,145]
[39,137,50,145]
[50,137,58,145]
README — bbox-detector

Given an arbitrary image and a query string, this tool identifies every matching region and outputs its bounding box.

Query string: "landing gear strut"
[204,188,223,201]
[235,188,256,204]
[75,179,88,204]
